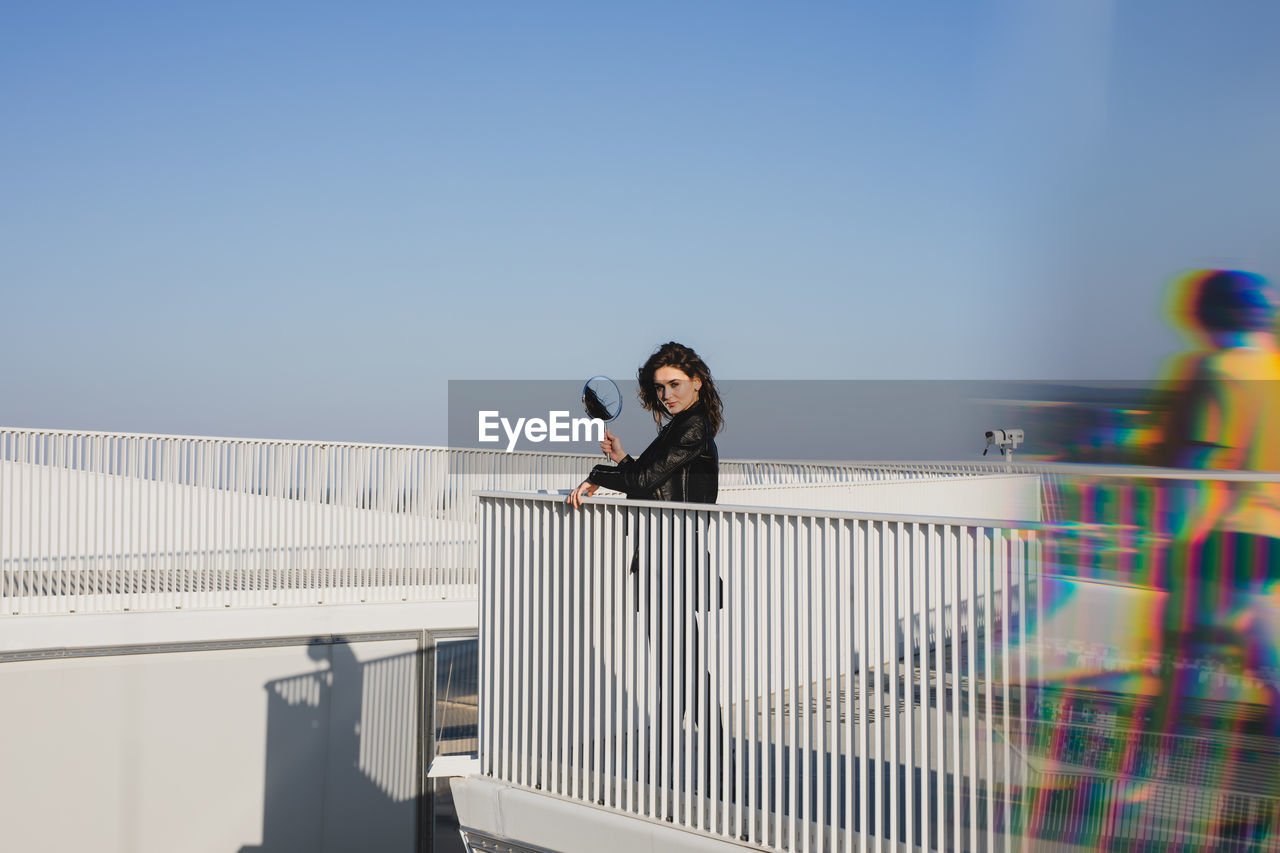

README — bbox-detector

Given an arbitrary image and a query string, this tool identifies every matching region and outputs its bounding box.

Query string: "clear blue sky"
[3,1,1278,445]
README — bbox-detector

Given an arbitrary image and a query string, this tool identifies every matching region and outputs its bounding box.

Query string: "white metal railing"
[0,429,593,615]
[477,491,1035,852]
[0,428,1040,617]
[12,425,1280,621]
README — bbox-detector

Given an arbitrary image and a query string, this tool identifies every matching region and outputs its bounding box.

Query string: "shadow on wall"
[240,642,420,853]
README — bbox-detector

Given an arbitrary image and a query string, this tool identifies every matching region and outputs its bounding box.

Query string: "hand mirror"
[582,375,623,422]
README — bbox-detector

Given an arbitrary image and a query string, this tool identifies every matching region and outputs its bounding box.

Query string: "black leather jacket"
[587,402,718,503]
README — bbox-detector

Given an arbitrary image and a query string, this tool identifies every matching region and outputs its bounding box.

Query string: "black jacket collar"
[661,400,706,430]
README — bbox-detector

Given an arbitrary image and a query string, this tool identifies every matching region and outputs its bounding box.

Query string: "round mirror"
[582,375,623,422]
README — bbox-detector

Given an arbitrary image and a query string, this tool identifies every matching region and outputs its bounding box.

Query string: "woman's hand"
[567,479,599,509]
[601,428,626,463]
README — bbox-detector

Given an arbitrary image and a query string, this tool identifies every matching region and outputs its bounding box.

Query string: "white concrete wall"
[0,600,479,853]
[0,637,419,853]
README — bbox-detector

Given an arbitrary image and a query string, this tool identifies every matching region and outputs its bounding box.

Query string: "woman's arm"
[587,416,708,496]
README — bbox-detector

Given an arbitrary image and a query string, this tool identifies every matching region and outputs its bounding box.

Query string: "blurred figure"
[1152,269,1280,844]
[1159,269,1280,522]
[1158,269,1280,566]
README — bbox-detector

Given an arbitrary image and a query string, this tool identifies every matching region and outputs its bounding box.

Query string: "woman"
[567,343,725,790]
[567,341,721,508]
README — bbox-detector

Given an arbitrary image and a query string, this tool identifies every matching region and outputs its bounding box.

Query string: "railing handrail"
[11,426,1280,482]
[0,426,605,459]
[476,489,1047,530]
[719,471,1038,488]
[722,457,1280,482]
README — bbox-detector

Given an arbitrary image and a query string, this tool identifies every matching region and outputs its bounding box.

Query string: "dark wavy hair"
[636,342,723,435]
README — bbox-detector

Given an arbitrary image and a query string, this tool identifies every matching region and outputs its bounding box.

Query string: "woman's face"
[653,365,701,416]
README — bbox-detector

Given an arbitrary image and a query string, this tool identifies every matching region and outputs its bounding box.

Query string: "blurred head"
[1189,270,1276,334]
[637,342,723,434]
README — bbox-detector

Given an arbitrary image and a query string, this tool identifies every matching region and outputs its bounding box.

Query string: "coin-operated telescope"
[983,428,1024,463]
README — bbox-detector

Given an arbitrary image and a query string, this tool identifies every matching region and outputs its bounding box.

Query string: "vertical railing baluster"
[552,492,566,797]
[857,518,869,853]
[916,522,931,853]
[533,488,546,793]
[935,523,947,853]
[889,520,901,850]
[966,526,979,853]
[682,508,694,827]
[590,502,603,807]
[984,528,996,851]
[640,505,653,819]
[499,497,514,784]
[627,505,640,816]
[950,525,963,849]
[749,509,763,847]
[872,519,884,850]
[770,510,784,850]
[478,497,492,777]
[605,503,619,811]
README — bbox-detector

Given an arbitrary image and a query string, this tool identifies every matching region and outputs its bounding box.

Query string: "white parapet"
[720,473,1043,523]
[450,774,755,853]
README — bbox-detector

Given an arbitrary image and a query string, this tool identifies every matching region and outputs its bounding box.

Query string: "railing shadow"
[239,642,420,853]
